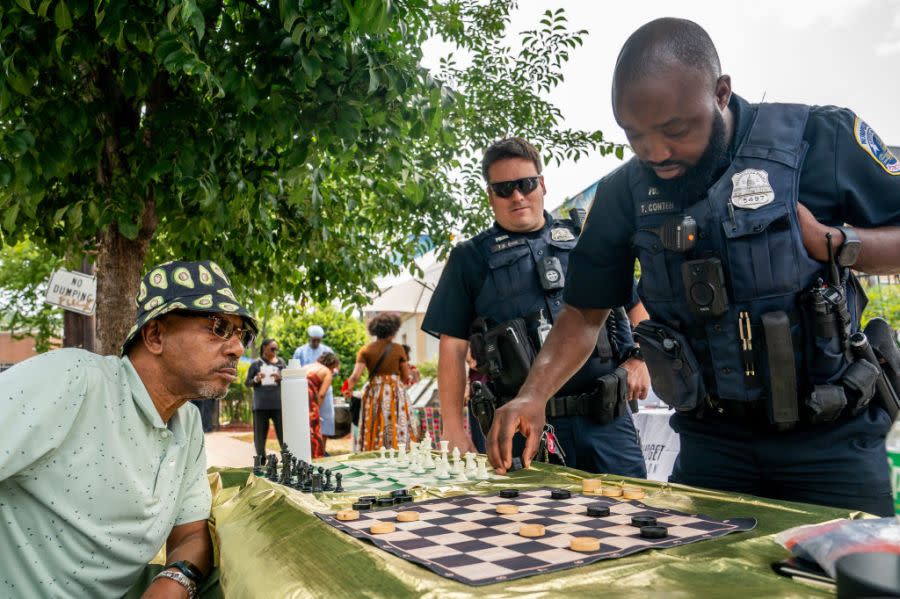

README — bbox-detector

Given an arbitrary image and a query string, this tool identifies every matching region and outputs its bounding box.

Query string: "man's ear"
[140,320,166,356]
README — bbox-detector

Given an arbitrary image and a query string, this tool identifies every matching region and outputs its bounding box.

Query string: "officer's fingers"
[485,417,504,473]
[496,413,521,472]
[521,424,542,469]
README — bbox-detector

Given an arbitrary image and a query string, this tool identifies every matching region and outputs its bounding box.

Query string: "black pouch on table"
[481,318,537,397]
[634,320,705,412]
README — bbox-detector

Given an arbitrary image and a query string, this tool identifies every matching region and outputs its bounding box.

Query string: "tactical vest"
[471,215,628,396]
[631,103,864,417]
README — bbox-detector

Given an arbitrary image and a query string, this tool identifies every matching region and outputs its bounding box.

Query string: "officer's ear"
[539,175,546,196]
[714,74,732,111]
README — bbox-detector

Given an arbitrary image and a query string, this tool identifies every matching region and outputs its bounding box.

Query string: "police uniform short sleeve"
[800,106,900,227]
[564,165,638,309]
[422,242,486,340]
[0,350,88,482]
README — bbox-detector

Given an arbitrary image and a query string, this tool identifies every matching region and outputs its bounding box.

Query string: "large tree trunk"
[94,198,158,355]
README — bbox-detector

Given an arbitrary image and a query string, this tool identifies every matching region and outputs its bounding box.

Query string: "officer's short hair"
[481,137,543,182]
[613,18,721,100]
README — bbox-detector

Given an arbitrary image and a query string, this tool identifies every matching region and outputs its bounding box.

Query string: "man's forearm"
[437,339,468,432]
[517,305,610,403]
[855,226,900,274]
[166,523,213,576]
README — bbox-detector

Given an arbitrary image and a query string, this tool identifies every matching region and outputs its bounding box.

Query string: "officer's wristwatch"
[623,346,644,362]
[834,226,861,267]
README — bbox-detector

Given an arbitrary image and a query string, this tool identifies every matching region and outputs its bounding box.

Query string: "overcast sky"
[424,0,900,210]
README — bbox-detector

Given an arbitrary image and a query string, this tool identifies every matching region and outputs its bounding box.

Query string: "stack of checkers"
[581,479,645,499]
[319,487,757,586]
[347,489,415,513]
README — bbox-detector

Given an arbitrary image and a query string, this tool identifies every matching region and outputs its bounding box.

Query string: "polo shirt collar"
[122,356,167,430]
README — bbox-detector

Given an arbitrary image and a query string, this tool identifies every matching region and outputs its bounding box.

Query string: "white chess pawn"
[410,451,425,474]
[388,447,396,464]
[424,448,435,470]
[451,446,461,463]
[398,445,409,468]
[440,440,449,454]
[451,453,463,475]
[454,466,469,482]
[476,456,491,480]
[434,456,451,479]
[377,446,386,463]
[464,452,477,474]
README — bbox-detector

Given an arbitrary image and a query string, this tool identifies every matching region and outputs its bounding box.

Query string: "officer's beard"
[643,109,728,203]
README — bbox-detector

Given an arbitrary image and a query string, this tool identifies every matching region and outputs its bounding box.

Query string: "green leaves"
[53,1,73,30]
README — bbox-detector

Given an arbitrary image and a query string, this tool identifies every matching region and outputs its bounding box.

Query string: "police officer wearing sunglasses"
[485,19,900,516]
[423,137,648,477]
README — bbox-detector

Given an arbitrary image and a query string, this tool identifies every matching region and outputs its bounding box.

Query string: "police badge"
[550,227,576,241]
[730,169,775,209]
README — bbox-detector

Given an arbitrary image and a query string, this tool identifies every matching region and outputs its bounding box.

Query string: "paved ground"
[204,431,355,468]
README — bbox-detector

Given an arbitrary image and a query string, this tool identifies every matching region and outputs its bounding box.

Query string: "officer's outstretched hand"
[620,358,650,402]
[486,396,546,474]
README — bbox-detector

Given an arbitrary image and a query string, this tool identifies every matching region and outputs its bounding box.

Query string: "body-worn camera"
[681,257,729,319]
[537,256,565,291]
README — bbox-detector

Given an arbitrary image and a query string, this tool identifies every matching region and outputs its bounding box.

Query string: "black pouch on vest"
[841,359,880,414]
[806,385,847,424]
[801,284,851,385]
[483,318,536,396]
[634,320,705,412]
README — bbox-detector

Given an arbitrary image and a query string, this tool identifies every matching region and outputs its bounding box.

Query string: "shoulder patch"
[854,117,899,175]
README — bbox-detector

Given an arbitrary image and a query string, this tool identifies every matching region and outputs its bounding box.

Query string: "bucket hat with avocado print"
[120,260,258,355]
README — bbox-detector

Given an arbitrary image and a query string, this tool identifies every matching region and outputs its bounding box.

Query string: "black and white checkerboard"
[318,487,756,586]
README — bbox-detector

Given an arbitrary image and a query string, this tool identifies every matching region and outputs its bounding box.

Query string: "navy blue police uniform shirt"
[565,93,900,310]
[423,212,635,351]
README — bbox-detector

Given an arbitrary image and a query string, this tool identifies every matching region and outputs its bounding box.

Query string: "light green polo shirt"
[0,349,212,598]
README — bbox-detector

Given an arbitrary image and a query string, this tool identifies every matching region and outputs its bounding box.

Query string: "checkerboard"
[318,487,756,586]
[316,458,504,493]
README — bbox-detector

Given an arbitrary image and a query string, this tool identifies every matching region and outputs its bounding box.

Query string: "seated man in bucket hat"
[0,260,257,598]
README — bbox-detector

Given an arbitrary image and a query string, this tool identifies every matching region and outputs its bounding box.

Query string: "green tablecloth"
[210,455,856,598]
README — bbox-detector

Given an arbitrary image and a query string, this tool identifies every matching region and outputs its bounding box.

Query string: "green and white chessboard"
[317,458,505,493]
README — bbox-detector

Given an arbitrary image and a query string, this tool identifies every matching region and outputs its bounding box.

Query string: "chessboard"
[315,457,505,493]
[318,487,756,586]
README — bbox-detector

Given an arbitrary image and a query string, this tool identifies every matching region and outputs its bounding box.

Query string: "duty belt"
[545,367,628,425]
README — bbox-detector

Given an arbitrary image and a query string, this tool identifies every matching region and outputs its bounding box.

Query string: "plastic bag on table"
[775,517,900,578]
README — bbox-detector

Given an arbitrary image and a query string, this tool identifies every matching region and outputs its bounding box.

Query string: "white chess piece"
[440,440,449,454]
[410,451,424,474]
[454,466,469,482]
[377,446,386,463]
[398,445,409,468]
[476,456,491,480]
[388,447,396,464]
[451,446,460,463]
[434,456,450,479]
[451,453,463,475]
[424,448,435,470]
[464,452,477,474]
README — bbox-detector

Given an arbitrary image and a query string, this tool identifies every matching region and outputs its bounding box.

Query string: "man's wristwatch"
[622,346,644,362]
[167,560,204,583]
[834,225,862,267]
[154,569,198,598]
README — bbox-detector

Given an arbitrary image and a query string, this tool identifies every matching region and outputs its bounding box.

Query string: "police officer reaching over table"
[422,137,648,477]
[485,18,900,515]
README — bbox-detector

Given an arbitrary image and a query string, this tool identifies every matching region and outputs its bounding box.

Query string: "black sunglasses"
[488,176,540,198]
[206,315,255,347]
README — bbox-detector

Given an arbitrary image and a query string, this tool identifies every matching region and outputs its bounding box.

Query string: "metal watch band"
[154,569,199,598]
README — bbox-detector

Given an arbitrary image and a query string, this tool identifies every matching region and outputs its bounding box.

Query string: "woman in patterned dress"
[345,313,417,451]
[306,352,339,458]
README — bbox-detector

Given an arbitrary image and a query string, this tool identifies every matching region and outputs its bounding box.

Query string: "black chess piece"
[311,472,323,493]
[280,459,292,485]
[324,469,333,491]
[266,454,278,480]
[334,473,344,493]
[253,455,263,476]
